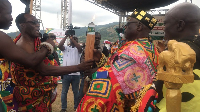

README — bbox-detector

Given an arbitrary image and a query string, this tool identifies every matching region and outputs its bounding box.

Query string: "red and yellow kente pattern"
[77,38,159,112]
[11,34,58,112]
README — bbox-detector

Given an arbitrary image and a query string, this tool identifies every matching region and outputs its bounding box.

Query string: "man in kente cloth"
[11,13,94,112]
[156,3,200,112]
[0,0,57,111]
[77,9,159,112]
[78,32,102,103]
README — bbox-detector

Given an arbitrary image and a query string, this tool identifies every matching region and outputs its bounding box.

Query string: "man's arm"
[58,36,67,51]
[35,59,94,76]
[0,32,48,68]
[70,36,82,53]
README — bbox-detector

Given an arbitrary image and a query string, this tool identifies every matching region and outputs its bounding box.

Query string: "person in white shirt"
[58,35,82,112]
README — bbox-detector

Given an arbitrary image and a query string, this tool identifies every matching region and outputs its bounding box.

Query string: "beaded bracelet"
[95,53,107,68]
[40,42,54,56]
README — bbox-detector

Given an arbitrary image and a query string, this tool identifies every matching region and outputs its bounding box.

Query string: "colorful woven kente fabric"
[110,39,126,55]
[77,67,125,112]
[0,59,15,112]
[11,35,58,112]
[77,38,159,112]
[43,57,59,104]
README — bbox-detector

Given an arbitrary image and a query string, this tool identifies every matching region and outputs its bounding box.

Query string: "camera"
[65,30,75,36]
[115,28,124,34]
[65,24,80,36]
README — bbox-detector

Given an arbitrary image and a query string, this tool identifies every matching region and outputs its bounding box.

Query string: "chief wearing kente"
[77,9,159,112]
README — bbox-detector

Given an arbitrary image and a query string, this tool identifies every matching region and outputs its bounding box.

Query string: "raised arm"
[70,36,82,53]
[58,36,67,51]
[35,59,94,76]
[0,31,49,68]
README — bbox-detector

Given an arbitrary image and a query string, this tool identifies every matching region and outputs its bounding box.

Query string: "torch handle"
[85,22,95,61]
[30,0,33,14]
[85,34,95,61]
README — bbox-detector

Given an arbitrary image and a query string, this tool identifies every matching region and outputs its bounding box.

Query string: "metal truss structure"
[85,0,122,16]
[85,0,170,28]
[31,0,41,22]
[61,0,69,30]
[85,0,127,28]
[28,0,174,30]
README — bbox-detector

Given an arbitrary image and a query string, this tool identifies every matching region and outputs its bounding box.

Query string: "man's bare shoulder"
[0,31,13,41]
[0,31,9,38]
[0,31,13,45]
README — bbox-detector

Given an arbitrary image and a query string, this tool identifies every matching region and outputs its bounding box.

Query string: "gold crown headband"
[130,9,157,30]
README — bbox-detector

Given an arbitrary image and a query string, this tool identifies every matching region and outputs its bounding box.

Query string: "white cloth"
[62,46,81,75]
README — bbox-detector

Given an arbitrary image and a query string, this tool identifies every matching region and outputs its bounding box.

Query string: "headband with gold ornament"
[130,9,157,30]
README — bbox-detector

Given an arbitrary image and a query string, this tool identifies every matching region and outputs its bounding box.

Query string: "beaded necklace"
[14,33,41,52]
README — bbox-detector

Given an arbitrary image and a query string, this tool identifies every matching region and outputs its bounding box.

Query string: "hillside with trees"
[7,22,120,43]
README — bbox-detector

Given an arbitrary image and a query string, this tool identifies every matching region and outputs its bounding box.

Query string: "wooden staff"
[30,0,33,14]
[85,22,95,61]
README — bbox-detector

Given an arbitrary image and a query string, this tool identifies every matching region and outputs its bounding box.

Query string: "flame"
[92,15,96,22]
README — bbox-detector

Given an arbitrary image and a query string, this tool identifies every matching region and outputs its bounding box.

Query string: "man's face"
[0,1,13,30]
[164,14,178,40]
[49,35,56,40]
[124,18,139,40]
[22,14,40,38]
[70,37,78,45]
[95,34,101,46]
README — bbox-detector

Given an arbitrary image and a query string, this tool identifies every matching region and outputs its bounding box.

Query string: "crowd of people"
[0,0,200,112]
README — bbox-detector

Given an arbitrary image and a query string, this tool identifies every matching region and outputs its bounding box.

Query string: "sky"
[4,0,200,33]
